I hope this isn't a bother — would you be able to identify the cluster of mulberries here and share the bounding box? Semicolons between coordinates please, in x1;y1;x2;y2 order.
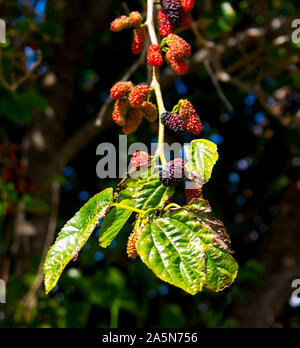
185;182;203;204
161;99;202;135
160;158;185;187
147;34;191;74
158;0;195;37
127;230;139;259
110;82;158;134
111;12;146;55
178;99;203;135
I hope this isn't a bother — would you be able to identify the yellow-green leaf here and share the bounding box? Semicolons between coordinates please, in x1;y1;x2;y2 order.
185;139;219;184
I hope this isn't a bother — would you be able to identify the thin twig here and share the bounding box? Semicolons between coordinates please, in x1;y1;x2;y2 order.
0;50;42;92
22;182;60;319
146;0;167;166
203;59;234;112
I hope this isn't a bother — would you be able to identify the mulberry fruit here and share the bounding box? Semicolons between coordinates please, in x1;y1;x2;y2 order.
178;100;203;134
157;10;174;37
131;151;150;169
129;85;150;108
185;183;203;204
181;0;195;11
111;81;133;100
186;115;203;135
122;108;144;135
165;50;188;75
112;99;128;126
132;27;146;55
129;11;143;27
147;44;164;68
161;112;186;135
181;10;191;28
142;101;158;122
127;230;139;259
166;34;191;58
110;16;131;32
179;99;197;119
161;0;183;27
160;158;185;186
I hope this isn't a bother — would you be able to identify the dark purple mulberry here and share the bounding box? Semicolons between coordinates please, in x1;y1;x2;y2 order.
161;0;183;27
161;112;186;135
160;158;185;186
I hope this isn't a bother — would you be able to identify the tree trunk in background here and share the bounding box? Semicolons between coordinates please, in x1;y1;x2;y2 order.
232;173;300;328
11;0;113;275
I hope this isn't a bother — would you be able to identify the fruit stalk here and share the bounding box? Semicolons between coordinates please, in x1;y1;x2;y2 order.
145;0;167;166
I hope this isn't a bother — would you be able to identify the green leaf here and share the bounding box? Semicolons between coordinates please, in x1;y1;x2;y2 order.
204;246;239;292
99;199;134;248
118;171;175;211
99;168;174;249
44;188;113;294
137;202;238;295
185;139;219;184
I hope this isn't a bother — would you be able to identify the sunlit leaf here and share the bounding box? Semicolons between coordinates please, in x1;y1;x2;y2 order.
137;201;238;295
185;139;219;184
44;188;113;294
99;199;134;248
118;170;175;211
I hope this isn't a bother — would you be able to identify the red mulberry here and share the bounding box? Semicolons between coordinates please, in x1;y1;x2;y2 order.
142;101;158;122
111;81;133;100
181;0;195;11
165;50;188;75
178;100;203;134
110;16;131;32
167;34;191;58
161;112;186;135
157;10;174;37
185;183;203;204
161;0;183;27
131;151;150;169
160;158;185;186
186;115;203;135
129;85;150;108
181;10;191;28
112;99;128;126
131;27;146;55
147;44;164;68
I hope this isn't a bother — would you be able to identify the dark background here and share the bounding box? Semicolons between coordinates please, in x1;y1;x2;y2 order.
0;0;300;328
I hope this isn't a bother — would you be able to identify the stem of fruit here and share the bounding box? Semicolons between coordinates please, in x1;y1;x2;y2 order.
113;203;144;215
146;0;167;167
164;203;181;211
